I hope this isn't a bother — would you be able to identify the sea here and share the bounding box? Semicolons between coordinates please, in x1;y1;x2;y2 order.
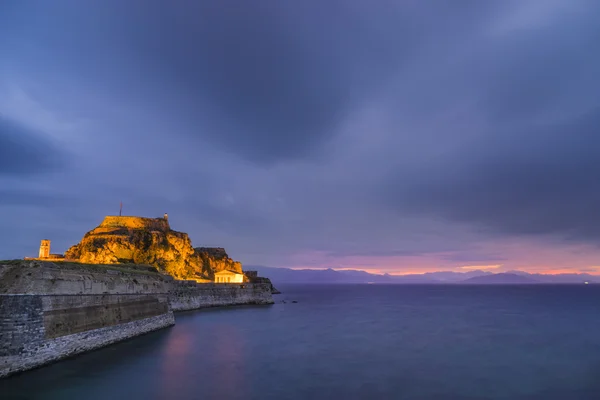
3;284;600;400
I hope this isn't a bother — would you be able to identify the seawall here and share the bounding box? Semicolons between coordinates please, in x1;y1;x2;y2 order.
0;261;175;378
0;260;275;378
0;294;174;378
170;281;275;311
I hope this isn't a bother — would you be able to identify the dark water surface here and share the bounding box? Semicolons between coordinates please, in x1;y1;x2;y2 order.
4;284;600;399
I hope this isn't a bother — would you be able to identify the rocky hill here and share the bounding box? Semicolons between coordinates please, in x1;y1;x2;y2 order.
64;216;242;281
194;247;242;278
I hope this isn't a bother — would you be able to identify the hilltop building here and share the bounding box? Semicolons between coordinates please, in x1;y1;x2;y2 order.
214;269;244;283
39;240;50;258
24;240;65;261
31;213;261;284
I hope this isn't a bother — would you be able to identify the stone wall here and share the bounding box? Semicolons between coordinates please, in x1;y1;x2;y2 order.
0;261;173;295
98;216;170;232
169;281;274;311
0;294;174;378
42;294;170;338
0;260;274;378
0;261;175;378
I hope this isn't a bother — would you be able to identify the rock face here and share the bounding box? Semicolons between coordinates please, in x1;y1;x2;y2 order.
195;247;242;280
65;216;242;281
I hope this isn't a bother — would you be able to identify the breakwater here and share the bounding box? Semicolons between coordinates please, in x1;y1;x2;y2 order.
0;261;274;378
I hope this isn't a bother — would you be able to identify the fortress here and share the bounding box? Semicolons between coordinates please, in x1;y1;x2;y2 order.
29;214;254;284
27;215;173;262
96;214;171;232
2;213;277;378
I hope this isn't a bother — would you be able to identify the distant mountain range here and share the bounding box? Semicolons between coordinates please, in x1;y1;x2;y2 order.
461;273;539;284
248;266;597;285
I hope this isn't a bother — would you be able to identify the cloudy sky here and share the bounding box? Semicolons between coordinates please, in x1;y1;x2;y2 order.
1;1;600;274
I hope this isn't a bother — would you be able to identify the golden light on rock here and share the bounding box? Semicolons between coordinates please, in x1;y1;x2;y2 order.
63;215;244;283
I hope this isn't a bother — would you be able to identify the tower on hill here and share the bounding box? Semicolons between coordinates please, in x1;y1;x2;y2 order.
39;240;50;259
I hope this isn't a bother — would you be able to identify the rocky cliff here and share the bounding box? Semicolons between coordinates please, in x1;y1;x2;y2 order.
194;247;242;280
64;216;242;281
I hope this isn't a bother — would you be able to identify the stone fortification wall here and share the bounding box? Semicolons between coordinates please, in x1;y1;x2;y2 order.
0;295;173;378
0;261;175;378
0;260;274;378
0;261;173;295
98;216;170;232
169;281;274;311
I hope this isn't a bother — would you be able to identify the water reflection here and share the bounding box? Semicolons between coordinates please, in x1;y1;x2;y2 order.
157;312;248;399
210;324;246;399
158;327;196;398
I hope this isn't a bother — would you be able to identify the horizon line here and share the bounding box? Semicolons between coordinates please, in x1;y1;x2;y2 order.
254;266;600;277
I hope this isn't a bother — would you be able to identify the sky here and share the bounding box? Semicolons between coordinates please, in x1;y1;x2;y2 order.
1;1;600;274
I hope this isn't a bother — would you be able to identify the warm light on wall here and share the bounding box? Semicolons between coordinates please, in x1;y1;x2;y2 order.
214;271;244;283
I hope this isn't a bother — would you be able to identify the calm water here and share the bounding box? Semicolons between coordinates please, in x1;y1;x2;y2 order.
4;284;600;400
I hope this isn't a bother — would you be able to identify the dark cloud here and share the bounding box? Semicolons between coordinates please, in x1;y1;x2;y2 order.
0;117;64;175
471;6;600;125
144;1;500;164
0;188;75;207
391;108;600;239
1;0;508;165
380;2;600;243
